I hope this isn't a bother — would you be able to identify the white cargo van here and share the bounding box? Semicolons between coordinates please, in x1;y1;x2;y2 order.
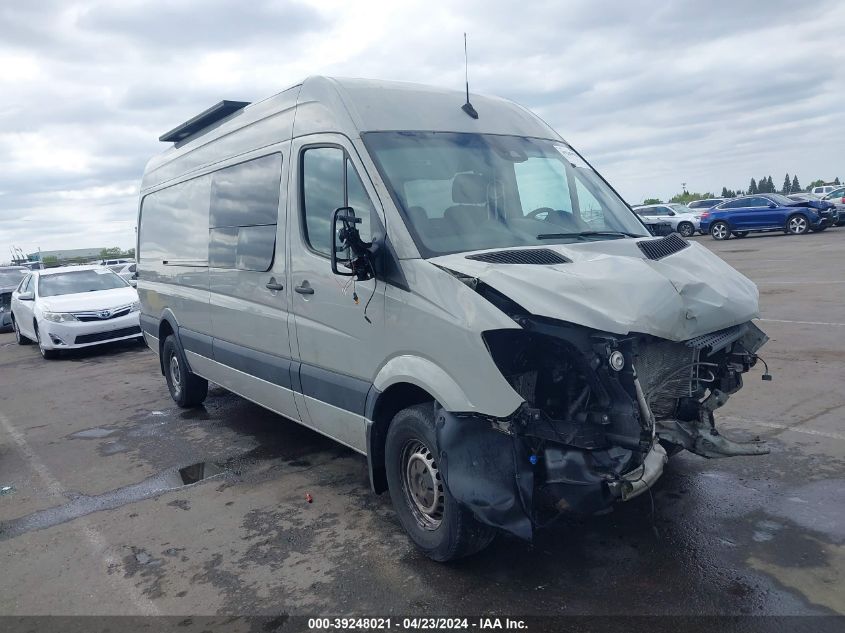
137;77;769;561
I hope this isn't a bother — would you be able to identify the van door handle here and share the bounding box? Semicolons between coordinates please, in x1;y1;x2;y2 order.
265;279;284;291
294;282;314;295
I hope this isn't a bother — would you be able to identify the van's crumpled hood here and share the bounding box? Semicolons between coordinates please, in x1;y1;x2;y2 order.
429;239;759;341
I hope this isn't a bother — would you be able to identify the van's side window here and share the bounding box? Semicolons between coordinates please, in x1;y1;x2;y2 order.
208;154;282;271
302;147;373;257
140;175;211;264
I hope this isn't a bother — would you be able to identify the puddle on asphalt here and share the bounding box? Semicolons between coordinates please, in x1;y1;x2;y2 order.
178;461;226;485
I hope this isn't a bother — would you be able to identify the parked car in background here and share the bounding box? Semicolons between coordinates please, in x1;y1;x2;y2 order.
109;262;137;286
810;185;837;198
632;203;700;237
821;187;845;226
0;266;28;330
687;198;727;211
700;194;835;240
10;266;142;359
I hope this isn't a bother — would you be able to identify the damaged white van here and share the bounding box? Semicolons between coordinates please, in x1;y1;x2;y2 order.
137;77;769;561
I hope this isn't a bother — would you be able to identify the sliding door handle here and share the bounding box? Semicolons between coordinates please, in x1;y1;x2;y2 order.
265;280;284;291
294;282;314;295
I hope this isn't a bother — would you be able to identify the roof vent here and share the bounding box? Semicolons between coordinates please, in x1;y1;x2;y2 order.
159;100;250;143
466;249;570;265
637;233;690;260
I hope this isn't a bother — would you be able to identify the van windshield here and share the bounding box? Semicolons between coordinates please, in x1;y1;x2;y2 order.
362;132;649;257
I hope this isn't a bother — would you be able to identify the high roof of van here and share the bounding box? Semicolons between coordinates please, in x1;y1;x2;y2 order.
141;76;563;192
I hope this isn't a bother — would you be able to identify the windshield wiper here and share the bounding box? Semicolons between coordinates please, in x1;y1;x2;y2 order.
536;230;641;240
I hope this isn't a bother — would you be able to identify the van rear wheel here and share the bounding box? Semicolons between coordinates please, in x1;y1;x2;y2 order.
162;335;208;407
385;403;495;561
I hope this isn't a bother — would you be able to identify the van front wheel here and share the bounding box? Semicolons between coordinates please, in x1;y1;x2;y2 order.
162;335;208;407
385;403;495;561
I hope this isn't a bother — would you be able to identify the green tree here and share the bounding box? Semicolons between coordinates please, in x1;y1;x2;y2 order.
782;173;791;194
125;248;136;258
807;179;825;191
99;247;122;259
835;177;841;185
669;191;715;204
721;187;730;197
749;178;758;194
766;176;775;193
792;175;801;193
642;198;662;205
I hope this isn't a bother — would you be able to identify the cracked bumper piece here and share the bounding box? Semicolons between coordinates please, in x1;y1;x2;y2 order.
434;408;668;541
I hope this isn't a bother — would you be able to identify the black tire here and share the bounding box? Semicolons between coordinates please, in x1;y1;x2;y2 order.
732;231;749;238
385;403;495;561
786;213;809;235
676;221;695;237
162;334;208;407
34;324;58;359
12;315;31;345
710;221;730;240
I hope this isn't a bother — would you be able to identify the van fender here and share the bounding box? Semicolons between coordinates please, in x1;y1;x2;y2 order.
155;309;181;374
371;355;474;413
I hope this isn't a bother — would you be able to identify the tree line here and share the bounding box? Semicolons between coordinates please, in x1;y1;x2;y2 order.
644;174;841;205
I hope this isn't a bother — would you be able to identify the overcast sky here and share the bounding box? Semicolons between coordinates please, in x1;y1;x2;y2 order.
2;0;844;261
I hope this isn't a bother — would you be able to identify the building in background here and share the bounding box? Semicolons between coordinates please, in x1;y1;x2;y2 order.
26;247;106;266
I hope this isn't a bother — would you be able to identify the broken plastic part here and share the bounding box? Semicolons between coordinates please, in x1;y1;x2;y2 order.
655;419;769;458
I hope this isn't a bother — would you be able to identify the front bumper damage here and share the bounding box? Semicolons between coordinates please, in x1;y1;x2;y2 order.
433;309;770;541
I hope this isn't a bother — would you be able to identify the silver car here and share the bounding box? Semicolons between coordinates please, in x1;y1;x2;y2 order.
632;203;701;236
822;187;845;226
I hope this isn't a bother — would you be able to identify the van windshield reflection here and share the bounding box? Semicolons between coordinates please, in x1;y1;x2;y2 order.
362;131;648;258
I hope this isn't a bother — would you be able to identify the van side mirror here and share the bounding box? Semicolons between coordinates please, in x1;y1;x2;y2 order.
331;206;374;281
18;291;34;301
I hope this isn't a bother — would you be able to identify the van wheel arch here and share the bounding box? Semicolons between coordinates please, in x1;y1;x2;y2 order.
157;317;178;375
366;383;434;494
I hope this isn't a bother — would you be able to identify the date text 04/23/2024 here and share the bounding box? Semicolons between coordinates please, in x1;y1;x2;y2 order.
307;617;528;630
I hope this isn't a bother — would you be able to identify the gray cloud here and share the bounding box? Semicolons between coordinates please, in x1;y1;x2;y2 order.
1;0;844;260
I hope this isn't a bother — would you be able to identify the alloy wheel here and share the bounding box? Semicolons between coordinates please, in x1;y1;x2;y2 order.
711;223;729;240
788;216;808;234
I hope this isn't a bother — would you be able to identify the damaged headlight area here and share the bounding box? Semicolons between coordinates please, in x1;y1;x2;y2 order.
435;317;769;541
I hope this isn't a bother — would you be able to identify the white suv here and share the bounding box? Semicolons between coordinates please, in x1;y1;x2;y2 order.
811;185;837;198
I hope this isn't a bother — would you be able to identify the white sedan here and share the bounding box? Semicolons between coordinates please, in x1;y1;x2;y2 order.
108;262;137;286
10;265;142;359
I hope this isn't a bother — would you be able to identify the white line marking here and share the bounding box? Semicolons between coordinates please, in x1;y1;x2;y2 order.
758;318;845;327
0;410;160;615
757;280;845;284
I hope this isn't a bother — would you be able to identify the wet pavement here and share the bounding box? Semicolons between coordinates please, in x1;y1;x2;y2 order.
0;229;843;618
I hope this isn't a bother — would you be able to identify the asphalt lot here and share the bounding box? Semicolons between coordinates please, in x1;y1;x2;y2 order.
1;229;844;619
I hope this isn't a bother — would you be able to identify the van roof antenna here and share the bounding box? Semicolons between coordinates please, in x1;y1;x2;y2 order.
461;33;478;119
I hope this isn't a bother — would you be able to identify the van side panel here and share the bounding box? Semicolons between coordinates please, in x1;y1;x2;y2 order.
137;175;211;339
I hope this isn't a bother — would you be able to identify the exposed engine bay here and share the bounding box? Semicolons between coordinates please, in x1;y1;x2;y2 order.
433;274;770;540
